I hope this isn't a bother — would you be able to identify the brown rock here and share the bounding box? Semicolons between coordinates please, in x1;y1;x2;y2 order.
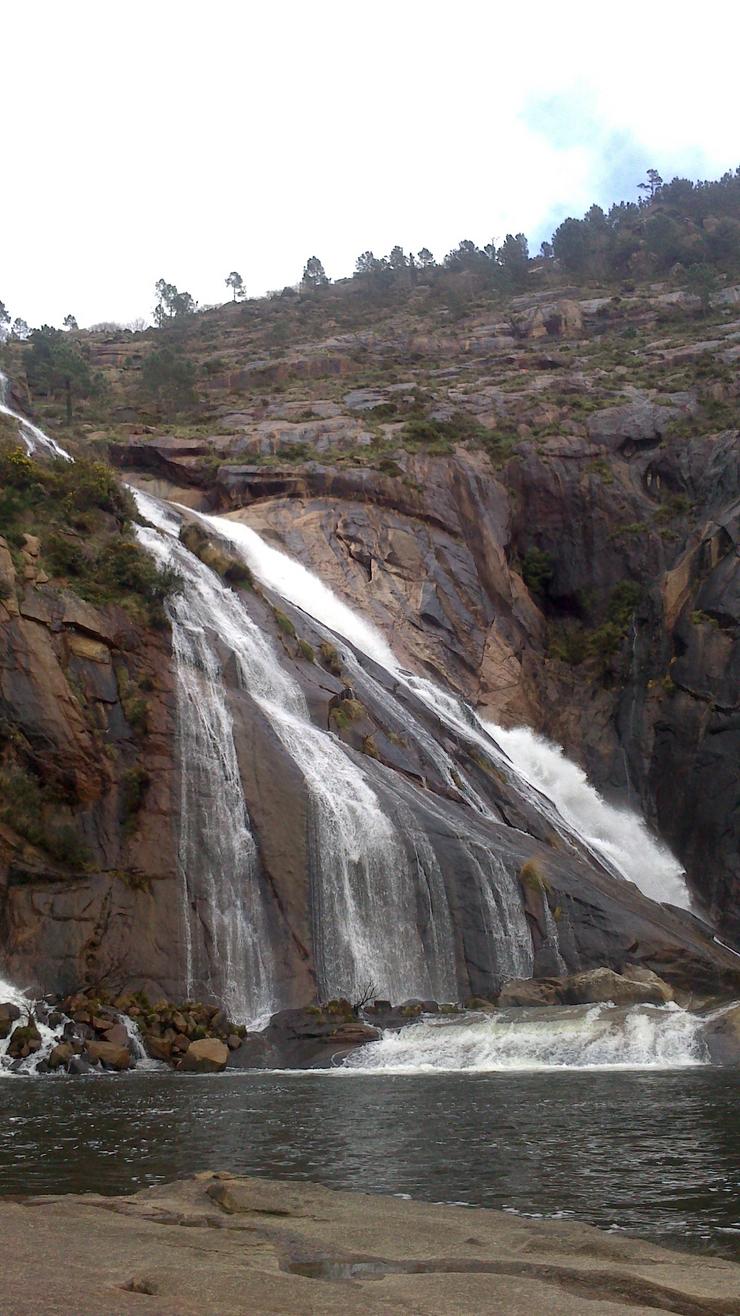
703;1004;740;1065
48;1042;74;1071
562;968;669;1007
498;978;563;1007
85;1040;132;1070
7;1024;42;1059
181;1038;228;1073
143;1034;173;1062
620;966;674;1004
99;1022;129;1047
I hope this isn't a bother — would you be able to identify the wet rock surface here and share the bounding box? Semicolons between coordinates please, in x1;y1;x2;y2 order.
1;280;738;1015
0;1171;737;1315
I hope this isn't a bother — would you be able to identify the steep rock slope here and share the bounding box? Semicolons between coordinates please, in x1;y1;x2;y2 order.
0;278;738;1009
98;284;739;941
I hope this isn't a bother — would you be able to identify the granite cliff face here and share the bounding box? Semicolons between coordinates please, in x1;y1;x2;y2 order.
105;281;739;944
0;276;738;1010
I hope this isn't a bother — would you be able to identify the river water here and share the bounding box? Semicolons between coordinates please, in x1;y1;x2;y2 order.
0;1068;736;1258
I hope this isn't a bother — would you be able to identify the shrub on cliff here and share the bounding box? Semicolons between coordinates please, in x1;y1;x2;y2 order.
140;346;198;416
0;440;180;623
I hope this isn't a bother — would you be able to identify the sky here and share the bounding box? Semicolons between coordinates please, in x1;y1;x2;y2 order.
2;0;738;329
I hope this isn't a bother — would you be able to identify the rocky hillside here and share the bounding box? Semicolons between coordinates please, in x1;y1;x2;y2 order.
0;262;738;1003
87;277;740;935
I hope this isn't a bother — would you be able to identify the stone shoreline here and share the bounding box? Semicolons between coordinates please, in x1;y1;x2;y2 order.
1;1171;738;1314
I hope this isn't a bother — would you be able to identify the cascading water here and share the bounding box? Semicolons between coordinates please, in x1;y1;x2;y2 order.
136;493;452;1008
136;504;279;1026
342;1003;710;1072
208;512;692;912
0;370;71;460
489;726;691;909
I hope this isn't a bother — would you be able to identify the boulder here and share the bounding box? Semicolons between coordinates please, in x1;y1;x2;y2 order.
48;1042;75;1071
703;1005;740;1065
6;1023;42;1059
143;1034;173;1062
181;1038;228;1073
620;966;674;1004
99;1022;130;1048
586;401;681;452
84;1040;132;1071
562;968;670;1007
498;978;563;1007
68;1055;96;1075
0;1003;22;1040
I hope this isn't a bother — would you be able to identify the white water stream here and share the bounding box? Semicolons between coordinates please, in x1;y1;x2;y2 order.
0;370;71;460
209;513;691;911
342;1004;709;1072
136;493;453;1011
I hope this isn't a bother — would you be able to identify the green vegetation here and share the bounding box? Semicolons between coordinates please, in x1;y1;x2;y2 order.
521;547;554;597
24;325;96;423
519;858;551;893
548;580;643;669
140;346;198;416
402;410;487;449
273;607;296;637
153;279;197;325
0;442;180;624
329;698;365;732
121;766;150;827
551;169;740;283
319;640;342;676
298;638;315;662
0;764;90;867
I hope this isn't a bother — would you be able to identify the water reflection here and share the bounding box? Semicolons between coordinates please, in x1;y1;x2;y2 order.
0;1069;736;1257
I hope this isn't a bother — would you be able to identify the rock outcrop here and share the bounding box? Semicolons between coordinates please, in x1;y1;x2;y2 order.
1;1172;737;1315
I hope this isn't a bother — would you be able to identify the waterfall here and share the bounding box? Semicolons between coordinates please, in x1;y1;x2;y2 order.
489;726;691;910
0;370;71;460
135;493;446;1008
341;1003;709;1072
207;512;691;912
136;509;279;1026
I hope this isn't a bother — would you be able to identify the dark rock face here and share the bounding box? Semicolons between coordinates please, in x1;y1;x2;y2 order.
0;547;183;1000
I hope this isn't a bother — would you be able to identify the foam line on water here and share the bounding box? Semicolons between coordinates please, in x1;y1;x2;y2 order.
341;1004;709;1072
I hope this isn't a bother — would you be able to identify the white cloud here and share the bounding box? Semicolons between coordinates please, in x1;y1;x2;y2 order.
2;0;737;326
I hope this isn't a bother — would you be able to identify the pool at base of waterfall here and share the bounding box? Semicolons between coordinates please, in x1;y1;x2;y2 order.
1;1068;737;1258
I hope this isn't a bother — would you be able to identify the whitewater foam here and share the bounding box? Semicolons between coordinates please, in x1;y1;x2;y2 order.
342;1004;709;1073
489;726;690;909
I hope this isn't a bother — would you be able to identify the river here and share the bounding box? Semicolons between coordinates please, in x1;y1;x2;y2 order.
1;1068;737;1258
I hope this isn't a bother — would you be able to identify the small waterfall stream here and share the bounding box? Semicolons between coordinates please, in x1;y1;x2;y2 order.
0;371;71;460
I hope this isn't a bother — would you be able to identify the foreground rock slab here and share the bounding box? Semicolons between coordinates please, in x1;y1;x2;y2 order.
1;1172;738;1315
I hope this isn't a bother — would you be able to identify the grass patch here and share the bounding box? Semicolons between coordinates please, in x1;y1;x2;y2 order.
0;764;90;867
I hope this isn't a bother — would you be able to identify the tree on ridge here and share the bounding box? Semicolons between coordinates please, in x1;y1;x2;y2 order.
225;271;245;301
